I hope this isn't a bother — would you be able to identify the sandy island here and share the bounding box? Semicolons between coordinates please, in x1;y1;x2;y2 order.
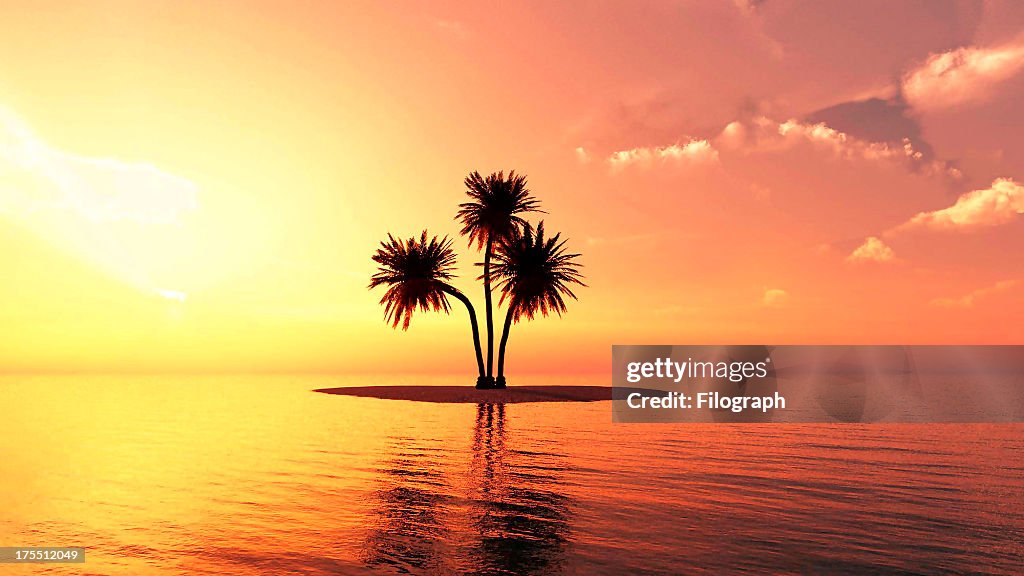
313;385;642;404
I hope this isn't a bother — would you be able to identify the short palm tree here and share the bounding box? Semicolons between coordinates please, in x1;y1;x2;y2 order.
370;231;486;384
455;170;542;387
491;221;585;387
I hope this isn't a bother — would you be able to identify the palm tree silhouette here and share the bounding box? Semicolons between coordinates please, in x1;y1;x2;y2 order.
491;221;585;387
369;231;486;384
455;171;542;388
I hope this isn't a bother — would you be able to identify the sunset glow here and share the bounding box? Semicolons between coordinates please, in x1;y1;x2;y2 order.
2;1;1023;374
3;5;1024;576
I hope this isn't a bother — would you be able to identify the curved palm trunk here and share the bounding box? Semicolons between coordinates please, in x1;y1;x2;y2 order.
483;236;495;384
495;306;514;388
443;286;486;383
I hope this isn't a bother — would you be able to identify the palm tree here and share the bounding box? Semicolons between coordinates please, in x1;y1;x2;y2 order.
491;221;585;387
370;231;487;386
455;171;542;388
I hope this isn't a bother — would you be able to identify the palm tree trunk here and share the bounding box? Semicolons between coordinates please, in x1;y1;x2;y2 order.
495;306;514;388
443;287;486;381
483;235;495;383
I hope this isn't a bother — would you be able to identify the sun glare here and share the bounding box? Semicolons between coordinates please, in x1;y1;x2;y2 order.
1;102;201;300
1;104;198;224
156;288;188;303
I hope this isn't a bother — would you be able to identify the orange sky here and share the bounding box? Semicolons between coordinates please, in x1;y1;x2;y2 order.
1;1;1023;374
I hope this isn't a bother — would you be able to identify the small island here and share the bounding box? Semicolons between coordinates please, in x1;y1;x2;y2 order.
313;385;615;404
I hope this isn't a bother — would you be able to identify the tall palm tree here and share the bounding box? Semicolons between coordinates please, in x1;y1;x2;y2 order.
370;231;486;386
491;221;585;388
455;171;542;387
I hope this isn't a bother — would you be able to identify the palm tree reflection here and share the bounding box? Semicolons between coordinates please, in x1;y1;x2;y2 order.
470;403;572;575
362;406;573;574
362;439;453;573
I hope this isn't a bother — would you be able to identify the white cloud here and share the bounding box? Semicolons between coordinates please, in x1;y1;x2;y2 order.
716;117;960;179
846;236;895;263
931;280;1020;308
903;40;1024;111
608;139;718;170
897;178;1024;232
605;117;961;182
575;146;591;164
156;288;188;303
0;105;198;224
762;288;788;307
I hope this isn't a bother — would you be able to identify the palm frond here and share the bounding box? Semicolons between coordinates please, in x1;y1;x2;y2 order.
490;221;586;322
455;170;543;250
369;230;459;329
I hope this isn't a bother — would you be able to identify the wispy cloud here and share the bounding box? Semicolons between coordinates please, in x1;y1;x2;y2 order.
931;279;1020;308
762;288;788;307
574;146;592;164
902;39;1024;111
0;105;198;224
156;288;188;303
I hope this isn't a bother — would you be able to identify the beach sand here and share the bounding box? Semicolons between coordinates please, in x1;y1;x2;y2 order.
313;385;617;403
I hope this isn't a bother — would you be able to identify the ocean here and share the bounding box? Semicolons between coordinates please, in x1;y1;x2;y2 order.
1;375;1022;574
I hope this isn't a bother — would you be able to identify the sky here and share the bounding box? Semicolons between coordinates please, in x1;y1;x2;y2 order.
1;0;1023;374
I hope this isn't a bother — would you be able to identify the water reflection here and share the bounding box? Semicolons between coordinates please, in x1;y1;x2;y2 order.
362;439;453;573
3;378;1023;574
470;403;572;575
362;403;573;575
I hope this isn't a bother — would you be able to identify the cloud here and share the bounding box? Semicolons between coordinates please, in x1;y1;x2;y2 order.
575;146;591;164
777;120;947;171
608;139;717;170
804;97;936;160
603;116;961;182
0;105;198;224
762;288;788;307
716;117;961;180
846;236;895;263
156;288;188;303
897;178;1024;232
902;40;1024;111
931;279;1020;308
